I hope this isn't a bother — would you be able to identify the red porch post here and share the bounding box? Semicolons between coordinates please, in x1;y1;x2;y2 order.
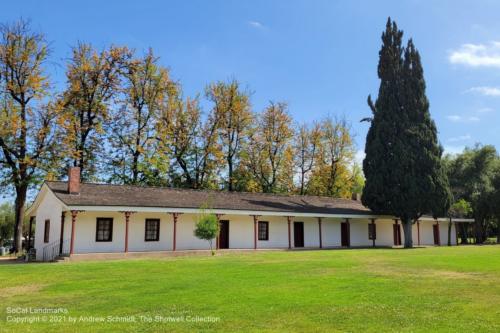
317;217;323;249
215;214;224;250
171;213;182;251
287;216;293;249
122;211;134;253
252;215;260;250
393;219;402;246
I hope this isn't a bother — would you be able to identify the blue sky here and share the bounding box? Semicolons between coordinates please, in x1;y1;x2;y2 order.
1;0;500;202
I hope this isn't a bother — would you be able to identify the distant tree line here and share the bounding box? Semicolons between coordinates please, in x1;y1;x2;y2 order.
0;19;361;252
444;145;500;243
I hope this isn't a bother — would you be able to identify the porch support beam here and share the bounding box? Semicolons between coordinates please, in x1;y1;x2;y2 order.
317;217;323;249
251;215;260;250
121;211;135;253
171;212;182;251
287;216;294;249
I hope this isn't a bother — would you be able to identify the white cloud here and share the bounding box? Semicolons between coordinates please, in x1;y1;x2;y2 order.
449;41;500;67
447;115;462;122
446;115;480;123
248;21;265;29
477;107;494;113
447;134;471;143
467;86;500;96
354;150;365;165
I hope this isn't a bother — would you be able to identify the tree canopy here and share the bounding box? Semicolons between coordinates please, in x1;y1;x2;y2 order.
362;18;451;247
444;145;500;243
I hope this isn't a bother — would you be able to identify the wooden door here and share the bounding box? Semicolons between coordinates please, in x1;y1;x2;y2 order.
433;224;440;245
219;220;229;249
393;224;401;246
293;222;304;247
341;222;350;247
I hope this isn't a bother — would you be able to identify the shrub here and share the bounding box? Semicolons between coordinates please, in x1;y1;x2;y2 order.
194;213;219;255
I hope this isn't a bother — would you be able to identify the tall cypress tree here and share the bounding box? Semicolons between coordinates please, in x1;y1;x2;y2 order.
363;18;451;248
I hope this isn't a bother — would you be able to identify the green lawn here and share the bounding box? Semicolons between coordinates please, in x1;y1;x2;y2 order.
1;246;499;332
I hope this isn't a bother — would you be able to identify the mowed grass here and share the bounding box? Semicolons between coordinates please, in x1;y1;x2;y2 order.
1;246;500;332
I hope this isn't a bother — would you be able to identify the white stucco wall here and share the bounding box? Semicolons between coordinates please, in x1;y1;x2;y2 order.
64;213;462;254
33;195;459;258
34;190;64;260
322;219;341;247
257;216;289;248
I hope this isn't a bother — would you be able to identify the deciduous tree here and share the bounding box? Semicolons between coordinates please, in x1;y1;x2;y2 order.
308;117;355;197
206;80;252;191
445;145;499;243
294;122;321;195
107;49;170;185
58;42;130;181
159;86;222;189
244;102;294;193
0;20;56;252
447;199;472;246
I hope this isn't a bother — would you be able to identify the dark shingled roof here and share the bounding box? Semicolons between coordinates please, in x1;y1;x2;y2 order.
46;181;373;216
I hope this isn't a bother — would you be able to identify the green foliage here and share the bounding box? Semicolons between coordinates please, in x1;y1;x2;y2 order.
194;214;219;241
444;144;500;242
449;199;472;218
0;19;56;252
206;79;253;191
106;48;171;186
0;202;14;247
194;206;219;254
362;18;451;247
350;164;365;194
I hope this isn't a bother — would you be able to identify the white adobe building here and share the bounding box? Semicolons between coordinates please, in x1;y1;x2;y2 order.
26;168;473;261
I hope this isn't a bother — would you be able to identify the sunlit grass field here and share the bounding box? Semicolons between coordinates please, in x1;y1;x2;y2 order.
1;246;499;332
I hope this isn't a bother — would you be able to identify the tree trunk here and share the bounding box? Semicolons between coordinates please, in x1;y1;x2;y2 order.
299;171;306;195
474;219;484;244
13;185;28;253
401;217;413;248
227;158;233;191
447;218;452;246
460;223;468;244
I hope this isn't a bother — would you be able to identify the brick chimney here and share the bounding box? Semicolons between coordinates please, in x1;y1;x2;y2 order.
68;167;81;195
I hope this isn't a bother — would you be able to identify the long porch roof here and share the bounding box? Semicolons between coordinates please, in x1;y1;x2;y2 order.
46;181;372;216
